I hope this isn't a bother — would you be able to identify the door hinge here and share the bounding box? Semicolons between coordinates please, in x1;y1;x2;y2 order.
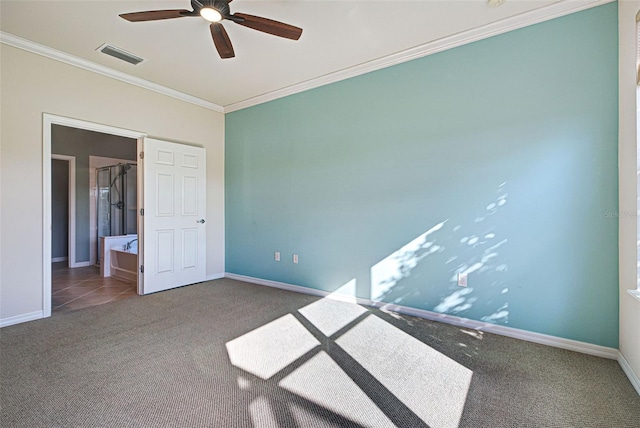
139;151;144;159
140;265;144;273
140;208;144;216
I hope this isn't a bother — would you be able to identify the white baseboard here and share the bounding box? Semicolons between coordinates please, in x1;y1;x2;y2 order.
0;310;44;328
226;273;331;298
205;273;225;281
618;352;640;395
224;273;619;360
382;304;619;360
50;260;92;268
70;261;92;268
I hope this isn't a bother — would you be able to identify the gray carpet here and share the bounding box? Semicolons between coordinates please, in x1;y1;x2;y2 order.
1;278;638;427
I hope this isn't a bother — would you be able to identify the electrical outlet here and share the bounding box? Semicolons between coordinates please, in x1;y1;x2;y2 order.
457;273;468;287
274;252;280;262
293;254;299;264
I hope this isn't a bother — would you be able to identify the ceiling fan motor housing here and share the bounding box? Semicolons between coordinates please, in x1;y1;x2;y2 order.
192;0;231;17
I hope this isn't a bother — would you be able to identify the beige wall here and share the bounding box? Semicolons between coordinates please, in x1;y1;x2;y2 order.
0;44;225;321
619;0;640;387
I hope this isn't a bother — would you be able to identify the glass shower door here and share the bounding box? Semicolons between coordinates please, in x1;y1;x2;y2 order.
124;164;137;235
96;167;111;264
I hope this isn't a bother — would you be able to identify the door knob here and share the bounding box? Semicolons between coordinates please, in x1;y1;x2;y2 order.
197;219;206;224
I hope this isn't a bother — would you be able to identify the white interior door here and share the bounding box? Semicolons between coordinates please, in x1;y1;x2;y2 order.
141;138;206;294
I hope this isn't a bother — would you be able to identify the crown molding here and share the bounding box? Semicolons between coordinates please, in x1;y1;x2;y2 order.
223;0;614;113
0;0;614;115
0;32;224;113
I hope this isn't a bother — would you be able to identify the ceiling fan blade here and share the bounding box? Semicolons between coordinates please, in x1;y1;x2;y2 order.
119;10;191;22
232;13;302;40
210;23;235;59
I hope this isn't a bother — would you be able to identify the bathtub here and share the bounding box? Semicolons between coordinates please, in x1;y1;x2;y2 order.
110;248;138;283
100;234;137;279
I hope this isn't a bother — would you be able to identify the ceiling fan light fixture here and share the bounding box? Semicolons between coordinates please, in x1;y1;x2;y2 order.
200;7;222;22
119;1;303;59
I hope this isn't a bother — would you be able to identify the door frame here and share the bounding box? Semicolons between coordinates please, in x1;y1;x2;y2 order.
43;113;146;318
50;154;76;267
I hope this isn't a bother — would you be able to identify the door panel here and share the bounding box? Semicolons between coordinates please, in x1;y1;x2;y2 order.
182;229;198;269
182;176;198;215
141;138;206;294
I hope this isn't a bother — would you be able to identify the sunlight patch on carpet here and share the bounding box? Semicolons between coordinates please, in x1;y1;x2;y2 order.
226;314;319;379
298;297;367;337
279;351;394;427
336;315;472;428
249;396;279;427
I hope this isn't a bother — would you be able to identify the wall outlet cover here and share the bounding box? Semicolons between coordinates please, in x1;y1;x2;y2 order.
458;273;468;287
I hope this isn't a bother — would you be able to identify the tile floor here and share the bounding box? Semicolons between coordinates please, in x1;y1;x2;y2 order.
52;262;138;313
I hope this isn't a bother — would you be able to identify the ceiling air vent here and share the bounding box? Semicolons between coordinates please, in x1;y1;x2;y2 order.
97;43;144;65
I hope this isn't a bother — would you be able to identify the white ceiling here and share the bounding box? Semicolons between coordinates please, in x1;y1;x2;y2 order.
0;0;608;111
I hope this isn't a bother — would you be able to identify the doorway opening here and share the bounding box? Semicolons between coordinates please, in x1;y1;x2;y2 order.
44;114;146;317
51;154;76;267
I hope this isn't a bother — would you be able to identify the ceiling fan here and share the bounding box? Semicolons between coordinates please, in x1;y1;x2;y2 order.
119;0;303;59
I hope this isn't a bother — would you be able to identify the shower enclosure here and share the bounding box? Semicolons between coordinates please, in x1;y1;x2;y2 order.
96;163;137;264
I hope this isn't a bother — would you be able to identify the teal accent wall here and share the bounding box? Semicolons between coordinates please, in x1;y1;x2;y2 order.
225;4;619;347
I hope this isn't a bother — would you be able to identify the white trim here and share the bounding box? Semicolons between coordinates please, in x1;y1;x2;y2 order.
375;302;618;360
226;273;330;298
136;138;144;296
45;114;147;140
44;114;147;320
225;0;614;113
618;0;640;400
0;32;224;113
225;273;619;360
0;2;613;115
43;122;52;318
51;154;76;267
618;352;640;395
627;289;640;302
73;261;93;268
205;273;225;281
51;257;68;263
0;311;44;328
